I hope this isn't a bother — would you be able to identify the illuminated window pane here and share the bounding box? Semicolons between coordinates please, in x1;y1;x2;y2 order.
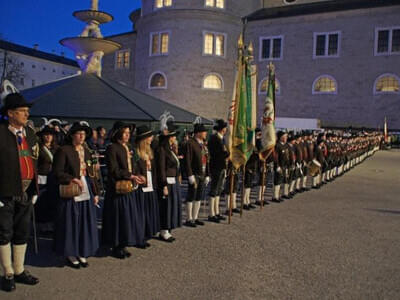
155;0;163;8
161;33;169;54
203;74;222;90
150;73;166;88
205;0;215;7
152;34;159;55
215;35;224;56
260;78;280;95
216;0;224;8
164;0;172;6
376;75;400;93
314;77;337;93
204;34;214;55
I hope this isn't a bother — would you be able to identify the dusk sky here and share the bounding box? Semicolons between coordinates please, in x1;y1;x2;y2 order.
0;0;142;59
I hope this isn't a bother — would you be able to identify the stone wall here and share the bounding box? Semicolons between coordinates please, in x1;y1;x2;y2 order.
247;6;400;129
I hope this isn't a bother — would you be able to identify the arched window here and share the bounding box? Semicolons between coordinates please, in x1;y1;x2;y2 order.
202;73;223;91
258;77;281;95
312;75;337;94
374;73;400;94
149;72;167;89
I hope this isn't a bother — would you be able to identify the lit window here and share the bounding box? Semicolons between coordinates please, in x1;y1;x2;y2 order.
312;76;337;94
260;36;283;60
115;50;131;69
203;73;223;90
203;32;226;57
150;32;169;56
375;27;400;55
374;74;400;94
149;72;167;89
259;77;281;95
155;0;172;9
313;31;341;58
205;0;224;8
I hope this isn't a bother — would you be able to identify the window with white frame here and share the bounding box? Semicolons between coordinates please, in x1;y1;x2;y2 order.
203;32;226;57
374;74;400;94
205;0;224;9
150;32;169;56
259;36;283;61
312;75;337;94
154;0;172;9
258;77;281;95
375;27;400;56
149;72;167;89
203;73;223;90
115;50;131;69
313;31;341;58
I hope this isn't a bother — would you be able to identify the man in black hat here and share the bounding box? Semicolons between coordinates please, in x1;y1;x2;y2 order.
272;131;289;202
184;123;210;227
207;119;229;223
0;93;39;292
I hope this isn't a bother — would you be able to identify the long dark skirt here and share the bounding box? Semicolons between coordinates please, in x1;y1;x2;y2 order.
159;182;182;231
35;174;58;223
102;190;145;247
138;190;160;240
54;181;99;258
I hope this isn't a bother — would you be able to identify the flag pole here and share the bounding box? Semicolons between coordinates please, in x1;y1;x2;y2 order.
240;165;245;218
228;167;234;224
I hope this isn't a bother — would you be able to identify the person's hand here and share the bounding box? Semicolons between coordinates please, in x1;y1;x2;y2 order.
276;167;282;173
204;176;210;186
188;175;196;185
32;195;38;205
72;178;83;189
131;175;146;185
163;186;169;197
94;196;99;205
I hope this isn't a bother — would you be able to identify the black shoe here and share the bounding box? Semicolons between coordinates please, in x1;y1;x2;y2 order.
123;248;132;258
77;258;89;268
208;216;220;223
216;214;226;221
194;219;205;226
14;271;39;285
248;204;256;209
159;235;175;243
281;195;290;200
312;186;319;189
263;200;270;205
184;220;197;228
255;200;262;206
1;275;16;292
66;258;80;269
290;192;295;198
232;208;241;214
271;198;281;203
112;247;126;259
243;204;250;210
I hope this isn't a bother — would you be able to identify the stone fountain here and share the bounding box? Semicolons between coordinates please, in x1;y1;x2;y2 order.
60;0;121;77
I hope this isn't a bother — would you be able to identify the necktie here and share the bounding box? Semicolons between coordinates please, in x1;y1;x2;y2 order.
16;130;23;145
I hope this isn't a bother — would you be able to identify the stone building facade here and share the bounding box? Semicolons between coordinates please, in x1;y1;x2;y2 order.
102;0;400;129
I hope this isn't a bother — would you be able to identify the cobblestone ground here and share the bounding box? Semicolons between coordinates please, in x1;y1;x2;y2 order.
4;150;400;300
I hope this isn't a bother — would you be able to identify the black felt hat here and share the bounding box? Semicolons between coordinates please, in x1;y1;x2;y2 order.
0;93;32;116
213;119;228;131
135;125;154;142
194;123;207;133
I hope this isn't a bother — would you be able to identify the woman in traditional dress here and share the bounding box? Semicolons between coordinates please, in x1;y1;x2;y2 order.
156;123;182;242
53;122;99;269
35;126;58;233
102;122;146;258
134;125;160;246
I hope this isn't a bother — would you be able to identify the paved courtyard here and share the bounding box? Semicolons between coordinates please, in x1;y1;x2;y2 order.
5;150;400;300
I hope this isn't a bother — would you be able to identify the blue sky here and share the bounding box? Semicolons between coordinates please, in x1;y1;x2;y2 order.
0;0;141;59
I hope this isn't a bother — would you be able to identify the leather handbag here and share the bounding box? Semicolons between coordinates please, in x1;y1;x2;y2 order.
59;182;82;198
115;180;134;194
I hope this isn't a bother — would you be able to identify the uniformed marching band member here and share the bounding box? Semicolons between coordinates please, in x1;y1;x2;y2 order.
254;128;270;206
272;131;289;202
102;122;146;259
0;93;40;292
287;133;298;198
134;125;160;246
315;133;328;188
294;134;304;193
207;119;229;223
184;123;210;227
53;122;100;269
156;122;182;241
243;149;258;210
224;161;241;215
